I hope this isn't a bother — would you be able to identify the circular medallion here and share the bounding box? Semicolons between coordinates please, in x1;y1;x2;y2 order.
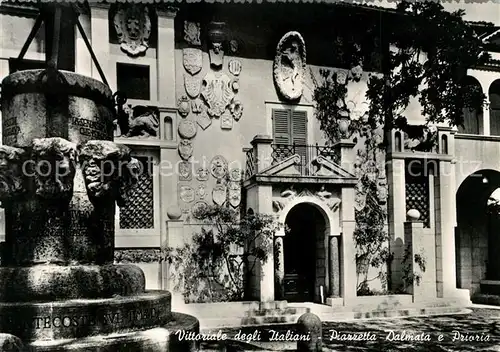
192;201;208;219
178;120;197;139
210;155;228;179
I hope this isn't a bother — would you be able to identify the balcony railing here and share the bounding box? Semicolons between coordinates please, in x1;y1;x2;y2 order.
245;143;340;178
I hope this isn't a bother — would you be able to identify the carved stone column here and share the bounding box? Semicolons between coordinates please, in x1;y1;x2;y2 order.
329;235;341;297
274;235;285;300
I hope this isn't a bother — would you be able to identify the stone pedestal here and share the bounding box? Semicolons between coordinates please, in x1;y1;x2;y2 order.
404;221;437;302
0;69;199;351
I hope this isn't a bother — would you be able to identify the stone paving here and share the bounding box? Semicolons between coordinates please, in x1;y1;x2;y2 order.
200;308;500;351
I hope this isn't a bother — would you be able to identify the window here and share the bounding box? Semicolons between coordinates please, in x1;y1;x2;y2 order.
272;107;308;167
272;108;307;145
116;63;151;100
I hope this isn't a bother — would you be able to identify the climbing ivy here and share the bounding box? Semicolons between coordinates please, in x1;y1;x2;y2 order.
313;1;490;295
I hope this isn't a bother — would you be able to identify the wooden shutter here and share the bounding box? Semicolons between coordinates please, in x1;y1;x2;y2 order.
291;110;307;145
291;110;307;171
272;109;291;144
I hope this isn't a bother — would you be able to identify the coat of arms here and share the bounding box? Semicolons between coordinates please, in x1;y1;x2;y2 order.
192;201;208;219
184;75;201;99
212;182;227;206
210;155;228;179
228;59;242;76
228;181;241;208
196;167;209;181
183;48;203;75
197;112;212;130
184;21;201;46
191;98;204;114
178;139;193;160
178;161;192;181
220;111;233;130
201;72;235;118
113;5;151;57
179;185;195;203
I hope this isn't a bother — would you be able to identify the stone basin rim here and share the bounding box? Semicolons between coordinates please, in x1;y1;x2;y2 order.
0;264;146;302
0;290;171;307
1;69;113;102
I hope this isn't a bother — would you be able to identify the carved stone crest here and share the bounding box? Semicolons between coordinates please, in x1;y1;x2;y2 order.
228;59;242;76
210;155;228;179
178;161;192;181
229;168;242;182
179;185;195;203
178;139;193;160
192;201;208;219
191;98;204;114
196;167;209;181
228;181;241;208
113;5;151;57
212;182;227;206
177;96;190;117
184;74;201;99
273;31;307;101
184;21;201;46
221;111;233;130
197;184;207;199
229;100;243;121
201;71;235;118
196;112;212;130
178;120;197;139
183;48;203;75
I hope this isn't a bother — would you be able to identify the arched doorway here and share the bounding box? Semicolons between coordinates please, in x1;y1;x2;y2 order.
489;79;500;136
458;76;483;135
282;203;328;302
456;169;500;294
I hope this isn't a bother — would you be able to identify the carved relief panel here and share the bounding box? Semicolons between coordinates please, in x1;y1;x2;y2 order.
273;31;307;101
113;4;152;57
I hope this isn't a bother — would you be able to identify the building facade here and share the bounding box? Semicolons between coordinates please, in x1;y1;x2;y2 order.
1;1;500;308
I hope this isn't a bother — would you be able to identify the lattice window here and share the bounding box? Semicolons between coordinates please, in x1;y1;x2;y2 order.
119;156;154;229
405;173;430;228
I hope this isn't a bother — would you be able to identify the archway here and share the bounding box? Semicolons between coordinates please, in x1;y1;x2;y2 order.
456;169;500;294
281;203;328;302
458;76;483;134
489;79;500;136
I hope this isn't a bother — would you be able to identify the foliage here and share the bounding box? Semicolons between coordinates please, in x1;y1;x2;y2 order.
162;205;279;303
114;249;161;263
367;1;489;144
401;249;427;292
313;1;489;295
354;174;392;295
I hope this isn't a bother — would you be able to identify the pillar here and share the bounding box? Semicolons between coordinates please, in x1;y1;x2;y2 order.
387;158;406;290
341;186;357;305
157;7;178;105
329;235;340;297
89;4;112;89
435;158;458;298
165;219;185;309
251;135;274;173
336;140;356;175
483;99;491;136
274;234;284;300
404;219;437;302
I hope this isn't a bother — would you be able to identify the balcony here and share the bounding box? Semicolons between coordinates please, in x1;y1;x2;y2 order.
243;135;355;183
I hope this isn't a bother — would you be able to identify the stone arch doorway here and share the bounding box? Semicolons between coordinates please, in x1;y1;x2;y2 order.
456;169;500;294
277;202;335;303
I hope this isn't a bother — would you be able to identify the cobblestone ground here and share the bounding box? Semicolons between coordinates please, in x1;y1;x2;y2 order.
200;308;500;351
